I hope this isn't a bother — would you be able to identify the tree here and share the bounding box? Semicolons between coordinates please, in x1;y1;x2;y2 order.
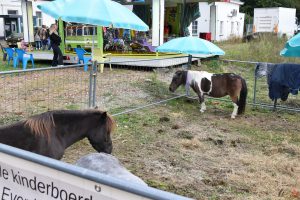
240;0;300;19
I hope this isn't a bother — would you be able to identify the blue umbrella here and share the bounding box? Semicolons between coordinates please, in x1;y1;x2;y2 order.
37;0;149;31
156;37;225;55
280;33;300;57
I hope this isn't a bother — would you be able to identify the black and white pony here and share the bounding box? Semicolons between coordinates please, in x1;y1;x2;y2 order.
169;70;248;118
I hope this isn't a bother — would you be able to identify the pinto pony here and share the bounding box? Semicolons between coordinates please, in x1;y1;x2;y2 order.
169;70;247;118
0;110;115;159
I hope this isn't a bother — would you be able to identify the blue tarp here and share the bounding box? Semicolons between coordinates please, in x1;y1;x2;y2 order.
268;63;300;100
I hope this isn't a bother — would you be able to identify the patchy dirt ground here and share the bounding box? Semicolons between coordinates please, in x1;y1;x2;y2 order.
62;98;300;200
61;65;300;200
1;60;300;199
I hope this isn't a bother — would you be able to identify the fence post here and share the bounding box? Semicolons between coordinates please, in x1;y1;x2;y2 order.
88;62;94;108
253;65;258;107
92;61;98;107
253;76;257;105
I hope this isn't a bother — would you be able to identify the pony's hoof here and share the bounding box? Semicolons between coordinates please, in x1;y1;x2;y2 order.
200;109;205;113
231;115;236;119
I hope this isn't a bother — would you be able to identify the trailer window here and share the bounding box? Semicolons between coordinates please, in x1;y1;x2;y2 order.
76;27;83;36
84;27;95;36
66;27;76;36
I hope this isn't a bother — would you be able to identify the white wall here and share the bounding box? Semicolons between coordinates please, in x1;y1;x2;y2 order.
214;2;244;41
189;1;245;41
237;13;245;37
0;0;22;15
152;0;164;46
197;2;210;33
32;1;55;28
210;4;216;40
0;0;56;38
254;7;296;37
0;0;22;38
188;2;210;37
278;7;297;37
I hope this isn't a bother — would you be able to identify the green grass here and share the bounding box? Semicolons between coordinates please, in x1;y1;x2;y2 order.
114;111;160;145
137;73;171;99
0;51;51;71
65;104;81;110
219;33;300;63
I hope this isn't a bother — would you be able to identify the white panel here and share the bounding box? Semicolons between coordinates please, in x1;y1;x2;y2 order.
152;0;165;46
152;0;159;46
21;0;34;43
159;0;165;46
0;19;4;38
0;153;151;200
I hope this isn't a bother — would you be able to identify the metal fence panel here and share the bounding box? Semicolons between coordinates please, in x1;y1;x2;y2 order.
94;57;189;114
0;64;92;124
222;59;300;112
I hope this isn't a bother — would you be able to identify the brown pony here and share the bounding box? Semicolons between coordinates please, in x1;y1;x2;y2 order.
169;70;247;118
0;109;115;159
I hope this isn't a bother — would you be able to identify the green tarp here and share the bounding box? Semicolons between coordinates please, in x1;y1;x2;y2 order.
180;2;201;36
133;5;151;26
133;2;200;37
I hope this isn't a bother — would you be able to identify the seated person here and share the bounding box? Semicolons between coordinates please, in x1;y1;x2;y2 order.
18;40;33;51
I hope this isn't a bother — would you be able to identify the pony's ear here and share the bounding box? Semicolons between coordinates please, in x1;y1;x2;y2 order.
100;112;108;120
175;70;182;75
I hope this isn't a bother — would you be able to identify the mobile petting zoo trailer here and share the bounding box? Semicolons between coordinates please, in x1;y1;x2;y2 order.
253;7;298;37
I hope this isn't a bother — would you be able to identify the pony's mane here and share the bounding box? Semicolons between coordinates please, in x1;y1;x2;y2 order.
24;111;55;141
72;109;116;134
24;110;115;140
105;112;115;135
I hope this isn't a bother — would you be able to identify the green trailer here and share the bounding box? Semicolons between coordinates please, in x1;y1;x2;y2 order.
65;24;98;50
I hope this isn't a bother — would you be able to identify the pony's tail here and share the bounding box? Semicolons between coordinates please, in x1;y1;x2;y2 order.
238;77;247;115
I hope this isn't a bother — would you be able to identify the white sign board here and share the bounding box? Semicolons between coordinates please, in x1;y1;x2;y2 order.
0;152;150;200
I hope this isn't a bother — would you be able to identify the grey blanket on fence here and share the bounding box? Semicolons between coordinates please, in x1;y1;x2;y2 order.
75;153;147;186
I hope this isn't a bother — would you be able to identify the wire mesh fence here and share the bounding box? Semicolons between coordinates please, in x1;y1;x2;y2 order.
221;59;300;112
253;67;300;112
1;56;299;125
0;64;92;124
94;57;189;114
0;56;191;125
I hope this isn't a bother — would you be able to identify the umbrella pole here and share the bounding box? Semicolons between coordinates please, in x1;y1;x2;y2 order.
188;54;192;69
97;26;104;73
92;27;95;61
58;18;65;54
